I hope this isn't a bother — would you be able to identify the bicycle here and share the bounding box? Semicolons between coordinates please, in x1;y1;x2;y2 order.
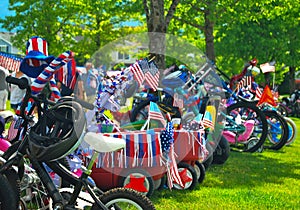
0;65;156;209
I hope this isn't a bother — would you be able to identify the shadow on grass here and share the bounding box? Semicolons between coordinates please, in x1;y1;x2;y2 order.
202;149;300;189
151;145;300;205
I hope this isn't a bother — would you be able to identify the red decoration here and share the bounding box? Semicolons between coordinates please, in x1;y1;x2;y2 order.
257;85;277;107
177;168;193;187
124;174;148;193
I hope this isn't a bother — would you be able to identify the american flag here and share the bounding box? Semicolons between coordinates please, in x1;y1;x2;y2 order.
202;111;214;130
161;121;184;189
0;52;22;72
255;87;263;99
260;62;275;73
144;60;160;91
148;101;166;127
129;60;145;87
237;75;252;90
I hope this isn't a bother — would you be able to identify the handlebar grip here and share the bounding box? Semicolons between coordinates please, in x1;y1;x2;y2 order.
6;76;29;90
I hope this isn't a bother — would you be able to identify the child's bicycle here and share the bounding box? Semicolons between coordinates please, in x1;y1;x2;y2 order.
0;66;156;209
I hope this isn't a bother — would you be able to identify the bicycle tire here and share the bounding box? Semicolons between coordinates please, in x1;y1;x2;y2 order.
130;99;150;122
284;117;297;146
0;173;18;210
264;111;288;150
119;168;155;197
226;101;268;152
277;103;289;117
2;168;20;209
212;135;230;164
194;160;206;184
173;162;198;190
91;187;156;210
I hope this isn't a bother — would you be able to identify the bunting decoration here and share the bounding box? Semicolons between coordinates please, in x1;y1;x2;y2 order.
0;52;22;72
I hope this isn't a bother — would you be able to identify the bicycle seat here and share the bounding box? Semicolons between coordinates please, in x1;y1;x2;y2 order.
83;132;126;153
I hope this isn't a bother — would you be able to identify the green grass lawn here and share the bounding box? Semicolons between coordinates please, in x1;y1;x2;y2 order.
151;117;300;210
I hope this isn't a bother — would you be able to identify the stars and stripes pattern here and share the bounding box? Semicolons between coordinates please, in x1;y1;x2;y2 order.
129;58;160;91
148;101;166;127
144;60;160;91
237;75;252;90
162;121;184;189
202;111;214;130
0;52;22;72
31;51;73;98
129;60;145;87
260;62;275;73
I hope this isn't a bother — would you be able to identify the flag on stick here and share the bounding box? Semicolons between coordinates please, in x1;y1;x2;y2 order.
149;101;166;127
257;85;276;106
129;60;145;87
260;62;275;73
144;61;160;91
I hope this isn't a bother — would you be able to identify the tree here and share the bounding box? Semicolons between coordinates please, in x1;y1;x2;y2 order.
0;0;145;65
215;0;300;92
142;0;180;69
0;0;84;55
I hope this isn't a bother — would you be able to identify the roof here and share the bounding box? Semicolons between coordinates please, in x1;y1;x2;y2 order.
0;32;15;44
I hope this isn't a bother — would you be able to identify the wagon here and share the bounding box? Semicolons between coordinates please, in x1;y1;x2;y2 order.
80;127;207;197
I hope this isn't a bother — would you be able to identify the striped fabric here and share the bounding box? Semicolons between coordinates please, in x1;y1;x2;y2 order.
31;51;73;97
26;36;49;56
237;75;252;90
129;61;145;87
89;129;207;169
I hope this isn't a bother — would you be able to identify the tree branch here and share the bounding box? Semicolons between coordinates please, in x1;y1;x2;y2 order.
165;0;180;27
143;0;150;22
173;15;205;31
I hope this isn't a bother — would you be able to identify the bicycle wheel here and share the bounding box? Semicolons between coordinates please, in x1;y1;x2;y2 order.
130;99;150;122
277;103;289;117
173;162;198;190
212;135;230;164
284;117;297;146
0;173;19;210
226;101;268;152
264;111;288;150
119;168;155;197
194;160;206;184
91;187;156;210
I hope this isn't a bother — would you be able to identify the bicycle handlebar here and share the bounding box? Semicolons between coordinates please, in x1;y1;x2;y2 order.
6;76;30;90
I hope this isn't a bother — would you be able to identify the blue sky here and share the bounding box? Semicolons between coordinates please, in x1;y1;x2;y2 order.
0;0;13;32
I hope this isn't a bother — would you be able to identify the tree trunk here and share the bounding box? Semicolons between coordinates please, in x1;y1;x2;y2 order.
288;66;296;94
204;9;215;62
144;0;180;70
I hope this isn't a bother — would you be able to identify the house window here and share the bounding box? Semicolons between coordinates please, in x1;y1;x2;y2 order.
118;52;130;60
0;45;8;52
